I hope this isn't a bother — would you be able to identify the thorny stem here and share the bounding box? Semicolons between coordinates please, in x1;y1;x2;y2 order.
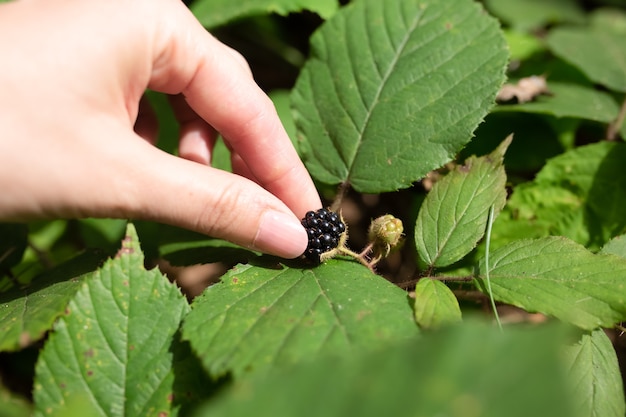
607;96;626;141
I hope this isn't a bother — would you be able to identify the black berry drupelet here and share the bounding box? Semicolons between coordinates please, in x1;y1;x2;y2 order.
301;208;346;263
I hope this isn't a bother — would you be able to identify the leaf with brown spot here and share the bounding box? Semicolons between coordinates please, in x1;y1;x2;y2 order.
32;224;201;417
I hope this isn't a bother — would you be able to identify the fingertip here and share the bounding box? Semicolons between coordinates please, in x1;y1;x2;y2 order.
253;210;308;259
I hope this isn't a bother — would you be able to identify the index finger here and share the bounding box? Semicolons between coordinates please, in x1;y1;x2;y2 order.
149;7;322;217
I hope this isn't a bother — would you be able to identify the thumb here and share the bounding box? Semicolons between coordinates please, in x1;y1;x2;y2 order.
124;138;309;259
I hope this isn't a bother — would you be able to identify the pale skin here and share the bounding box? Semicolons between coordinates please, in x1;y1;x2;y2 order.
0;0;322;258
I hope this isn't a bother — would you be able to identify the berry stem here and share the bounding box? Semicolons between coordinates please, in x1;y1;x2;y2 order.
337;245;376;272
330;181;351;212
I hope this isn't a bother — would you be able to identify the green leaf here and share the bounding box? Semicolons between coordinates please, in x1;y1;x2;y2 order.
32;224;192;417
484;0;585;32
291;0;508;193
413;278;462;329
563;329;626;417
494;82;620;123
193;322;572;417
76;218;127;253
475;237;626;330
590;8;626;34
415;137;509;268
0;381;31;417
503;29;545;61
547;26;626;92
191;0;338;29
182;259;418;378
0;249;107;352
496;141;626;250
600;234;626;257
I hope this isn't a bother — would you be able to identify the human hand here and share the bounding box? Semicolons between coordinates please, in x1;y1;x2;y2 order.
0;0;321;258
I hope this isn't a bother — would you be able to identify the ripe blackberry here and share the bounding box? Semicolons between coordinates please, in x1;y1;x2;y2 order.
301;208;346;263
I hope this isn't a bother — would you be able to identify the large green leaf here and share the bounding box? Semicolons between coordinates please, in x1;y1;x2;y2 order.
547;26;626;92
564;329;625;417
182;259;418;378
193;322;572;417
0;249;107;352
191;0;338;29
484;0;584;31
412;278;461;329
415;137;509;268
291;0;508;193
32;225;194;417
475;237;626;330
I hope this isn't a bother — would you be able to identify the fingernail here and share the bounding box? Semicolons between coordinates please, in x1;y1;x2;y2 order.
254;211;307;258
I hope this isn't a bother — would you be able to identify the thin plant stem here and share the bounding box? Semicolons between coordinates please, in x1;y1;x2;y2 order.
331;181;351;212
337;245;373;270
484;205;503;332
607;96;626;141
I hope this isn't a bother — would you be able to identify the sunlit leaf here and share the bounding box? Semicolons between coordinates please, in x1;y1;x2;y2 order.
476;237;626;330
415;137;509;267
32;225;194;417
292;0;507;193
493;141;626;250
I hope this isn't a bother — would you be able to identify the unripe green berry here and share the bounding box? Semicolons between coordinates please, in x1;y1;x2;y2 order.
368;214;404;259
